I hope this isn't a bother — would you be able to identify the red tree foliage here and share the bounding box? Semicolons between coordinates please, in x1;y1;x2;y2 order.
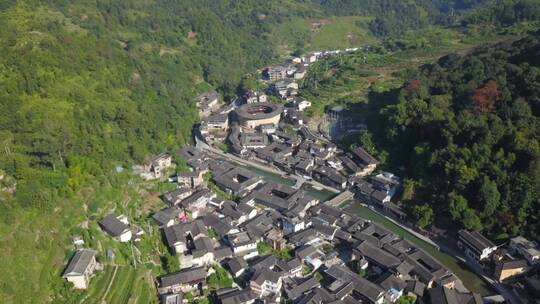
472;80;501;113
405;79;421;93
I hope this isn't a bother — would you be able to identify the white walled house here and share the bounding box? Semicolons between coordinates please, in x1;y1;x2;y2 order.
144;153;173;179
62;249;98;289
458;230;497;262
283;217;305;235
99;213;133;242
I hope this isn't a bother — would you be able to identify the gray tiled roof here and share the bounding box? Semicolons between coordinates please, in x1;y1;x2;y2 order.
99;214;129;237
158;266;207;287
63;249;95;277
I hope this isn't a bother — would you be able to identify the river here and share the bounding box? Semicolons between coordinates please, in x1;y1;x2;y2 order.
344;202;494;296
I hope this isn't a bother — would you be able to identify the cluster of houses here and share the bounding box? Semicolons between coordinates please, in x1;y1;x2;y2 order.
457;229;540;301
60;47;540;304
60;215;146;290
239;131;382;194
145;148;486;304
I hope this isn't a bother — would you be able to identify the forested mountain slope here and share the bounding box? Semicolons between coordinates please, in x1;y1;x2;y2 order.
0;1;318;301
376;35;540;239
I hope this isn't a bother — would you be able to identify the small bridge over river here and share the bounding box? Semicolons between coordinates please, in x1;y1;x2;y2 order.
326;190;354;207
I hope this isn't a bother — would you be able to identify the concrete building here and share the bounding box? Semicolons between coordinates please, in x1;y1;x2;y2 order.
266;65;287;81
99;214;132;242
144;153;173;179
62;249;98;289
509;236;540;265
292;97;311;111
157;267;207;294
196;92;220;117
457;230;497;262
494;259;528;282
203;113;229;131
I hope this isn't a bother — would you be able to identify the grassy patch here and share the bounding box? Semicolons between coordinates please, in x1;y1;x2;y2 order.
105;266;137;303
310;16;377;51
84;266;116;303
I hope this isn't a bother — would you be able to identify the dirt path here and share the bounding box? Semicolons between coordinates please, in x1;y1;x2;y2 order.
101;265;118;303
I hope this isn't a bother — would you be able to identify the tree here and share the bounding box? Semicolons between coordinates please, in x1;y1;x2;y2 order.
207;228;219;240
413;204;434;228
207;266;232;290
477;176;500;218
462;208;483;231
358;269;367;278
357;130;376;156
161;253;180;273
472;80;501;113
448;192;469;221
257;242;272;255
396;295;417;304
401;179;416;201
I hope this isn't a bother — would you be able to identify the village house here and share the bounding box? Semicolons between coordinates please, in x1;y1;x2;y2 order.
152;207;184;227
312;166;347;190
284;108;308;127
283;276;320;302
302;53;317;65
429;285;482;304
266;65;287;81
274;79;299;99
99;213;133;242
163;188;193;206
144;153;173;179
163;219;233;268
203;113;229;131
177;170;204;189
196;92;220;117
225;256;249;278
215;200;257;226
457;229;497;262
226;231;259;255
240;133;269;150
212;167;263;197
160;293;183;304
377;273;407;303
371;172;401;198
156;266;207;294
324;264;385;304
216;288;258;304
293;65;306;80
509;236;540;265
249;256;303;297
350;147;378;176
163;220;207;254
203;213;238;238
179;188;216;218
246;90;268;104
264;228;287;250
176;145;208;170
494;259;528;282
62;249;98;289
292;97;311;111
